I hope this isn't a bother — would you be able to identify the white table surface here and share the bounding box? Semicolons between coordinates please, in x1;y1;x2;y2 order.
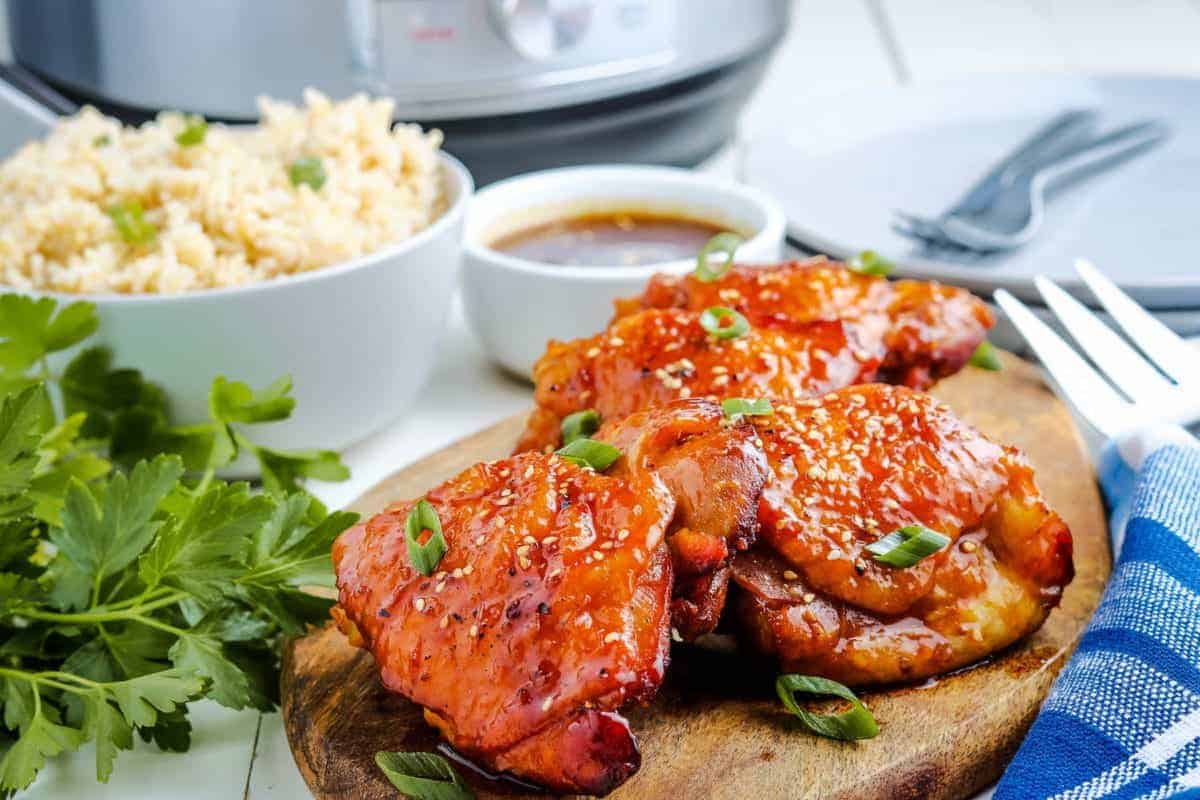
21;1;1200;797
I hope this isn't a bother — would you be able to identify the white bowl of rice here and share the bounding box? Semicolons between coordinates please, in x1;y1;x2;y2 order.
0;90;473;452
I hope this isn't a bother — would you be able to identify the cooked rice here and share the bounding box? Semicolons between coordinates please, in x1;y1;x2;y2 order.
0;89;446;294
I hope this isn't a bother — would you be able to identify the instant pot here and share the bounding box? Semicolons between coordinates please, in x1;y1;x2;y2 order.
3;0;789;183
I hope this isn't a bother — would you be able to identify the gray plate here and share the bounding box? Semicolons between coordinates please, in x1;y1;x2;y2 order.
745;75;1200;310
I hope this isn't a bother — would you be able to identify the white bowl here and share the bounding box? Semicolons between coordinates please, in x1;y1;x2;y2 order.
37;152;473;454
462;165;786;378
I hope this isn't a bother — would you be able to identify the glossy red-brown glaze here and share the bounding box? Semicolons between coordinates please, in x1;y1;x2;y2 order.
332;453;676;795
613;258;995;390
515;307;879;454
731;384;1074;685
597;399;769;640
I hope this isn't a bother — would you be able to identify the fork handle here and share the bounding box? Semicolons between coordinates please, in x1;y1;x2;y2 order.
1036;121;1169;189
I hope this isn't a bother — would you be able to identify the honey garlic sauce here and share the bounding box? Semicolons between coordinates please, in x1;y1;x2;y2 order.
489;211;728;267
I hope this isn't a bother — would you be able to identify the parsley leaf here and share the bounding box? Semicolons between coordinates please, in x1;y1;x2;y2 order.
0;705;85;792
0;291;355;791
48;457;183;601
0;296;97;376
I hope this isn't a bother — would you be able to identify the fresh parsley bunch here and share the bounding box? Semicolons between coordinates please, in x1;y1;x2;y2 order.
0;295;356;795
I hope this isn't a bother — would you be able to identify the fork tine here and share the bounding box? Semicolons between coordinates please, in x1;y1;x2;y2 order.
1074;259;1197;385
1033;276;1175;404
994;289;1134;437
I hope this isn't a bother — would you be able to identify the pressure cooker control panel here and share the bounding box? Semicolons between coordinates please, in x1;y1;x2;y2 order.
375;0;676;96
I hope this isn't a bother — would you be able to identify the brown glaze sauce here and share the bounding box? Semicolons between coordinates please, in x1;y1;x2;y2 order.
490;211;727;267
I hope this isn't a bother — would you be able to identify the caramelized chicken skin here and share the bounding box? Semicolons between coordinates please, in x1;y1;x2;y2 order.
515;306;880;453
614;258;995;389
332;453;677;795
731;384;1074;685
597;399;769;640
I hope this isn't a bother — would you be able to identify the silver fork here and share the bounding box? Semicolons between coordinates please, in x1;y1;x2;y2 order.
993;260;1200;445
896;121;1169;253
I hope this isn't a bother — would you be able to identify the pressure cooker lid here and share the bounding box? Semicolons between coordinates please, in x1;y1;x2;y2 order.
6;0;789;121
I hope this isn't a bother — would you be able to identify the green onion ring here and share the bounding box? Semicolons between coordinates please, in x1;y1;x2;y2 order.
776;674;880;740
556;438;621;472
106;201;157;245
847;249;895;277
175;115;208;147
404;498;448;576
721;398;773;421
865;524;950;568
561;409;601;446
968;341;1003;371
288;155;327;190
700;306;750;339
693;232;744;283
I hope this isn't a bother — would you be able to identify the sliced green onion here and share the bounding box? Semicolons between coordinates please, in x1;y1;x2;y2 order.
866;524;950;568
969;340;1002;371
722;398;773;421
561;409;601;446
404;499;447;577
693;232;743;283
106;201;157;246
288;155;327;190
175;115;208;147
700;306;750;339
556;438;621;472
847;249;895;277
776;674;879;741
375;751;475;800
93;134;111;147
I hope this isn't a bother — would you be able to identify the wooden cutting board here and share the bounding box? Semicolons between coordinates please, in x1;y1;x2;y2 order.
281;353;1109;800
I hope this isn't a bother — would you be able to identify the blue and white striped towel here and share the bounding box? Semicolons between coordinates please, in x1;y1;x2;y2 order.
996;425;1200;800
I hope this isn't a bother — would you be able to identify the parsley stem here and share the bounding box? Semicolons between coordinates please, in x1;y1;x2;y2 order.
12;590;188;624
0;667;86;696
127;614;188;637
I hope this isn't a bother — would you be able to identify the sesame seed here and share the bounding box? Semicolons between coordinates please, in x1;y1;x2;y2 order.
452;568;463;579
462;564;474;575
617;529;630;541
826;549;842;561
548;568;563;579
604;632;621;643
435;581;446;593
586;346;601;358
803;593;816;603
499;468;511;478
475;534;486;546
543;536;558;545
440;616;449;629
541;697;553;712
469;624;479;637
414;598;426;611
961;541;978;553
609;336;625;346
671;627;683;642
782;570;799;581
518;556;532;570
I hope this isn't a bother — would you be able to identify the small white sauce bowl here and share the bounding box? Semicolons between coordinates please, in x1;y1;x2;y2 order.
32;152;473;455
462;165;786;378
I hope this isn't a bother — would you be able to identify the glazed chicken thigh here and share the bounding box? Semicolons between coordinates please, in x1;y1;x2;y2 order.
332;404;766;794
613;258;995;389
731;384;1074;685
333;452;676;795
597;399;768;640
516;306;880;453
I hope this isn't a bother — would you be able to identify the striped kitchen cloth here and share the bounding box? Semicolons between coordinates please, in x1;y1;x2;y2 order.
995;425;1200;800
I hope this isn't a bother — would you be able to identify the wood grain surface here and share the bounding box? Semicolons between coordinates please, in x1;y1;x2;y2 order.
281;353;1109;800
